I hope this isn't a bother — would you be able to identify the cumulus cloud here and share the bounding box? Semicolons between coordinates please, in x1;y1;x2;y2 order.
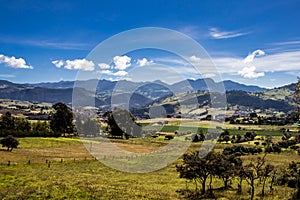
136;58;153;66
52;60;64;68
244;49;265;63
0;54;33;69
234;49;266;78
113;70;128;76
189;55;201;63
98;63;110;69
238;66;265;78
52;58;95;71
209;27;249;39
113;55;131;70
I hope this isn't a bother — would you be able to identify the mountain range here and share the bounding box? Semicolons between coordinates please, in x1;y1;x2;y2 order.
27;78;266;93
0;79;296;114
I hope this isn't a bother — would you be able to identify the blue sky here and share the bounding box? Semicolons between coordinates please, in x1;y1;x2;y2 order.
0;0;300;88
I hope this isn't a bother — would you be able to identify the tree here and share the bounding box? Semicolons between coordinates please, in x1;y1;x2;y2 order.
50;102;74;136
243;154;268;200
277;161;300;199
261;163;274;197
32;121;55;137
294;77;300;123
176;151;216;195
1;135;19;151
75;115;100;137
214;154;242;189
104;108;141;139
0;112;15;130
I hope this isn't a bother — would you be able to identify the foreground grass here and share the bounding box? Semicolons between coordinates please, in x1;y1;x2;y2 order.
0;160;186;199
0;137;297;199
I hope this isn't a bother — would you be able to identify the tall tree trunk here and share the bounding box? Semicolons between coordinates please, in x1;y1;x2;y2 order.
262;178;267;197
250;179;255;200
237;177;243;194
201;178;206;194
209;175;214;197
224;177;229;189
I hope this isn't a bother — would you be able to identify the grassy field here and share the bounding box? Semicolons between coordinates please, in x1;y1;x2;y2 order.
0;135;298;199
138;119;299;136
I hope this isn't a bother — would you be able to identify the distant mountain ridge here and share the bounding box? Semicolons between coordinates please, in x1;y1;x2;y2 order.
1;78;295;114
27;78;267;93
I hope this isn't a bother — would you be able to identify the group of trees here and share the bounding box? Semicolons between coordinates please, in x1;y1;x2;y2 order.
177;150;300;200
0;112;55;137
0;102;74;137
104;109;142;139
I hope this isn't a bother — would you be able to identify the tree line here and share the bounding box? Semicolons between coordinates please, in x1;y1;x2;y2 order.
0;102;74;137
177;150;300;200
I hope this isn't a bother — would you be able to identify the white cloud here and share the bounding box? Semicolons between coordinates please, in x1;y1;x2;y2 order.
271;40;300;46
244;49;265;63
178;26;201;39
52;60;64;68
52;58;95;71
65;59;94;71
0;74;15;78
113;70;128;76
98;63;110;69
0;37;91;50
113;55;131;70
136;58;153;67
189;55;201;63
209;27;249;39
238;66;265;78
139;49;300;80
202;73;216;78
0;54;33;69
101;70;113;74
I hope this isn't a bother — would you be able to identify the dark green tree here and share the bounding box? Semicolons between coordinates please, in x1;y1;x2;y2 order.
50;102;74;136
15;118;31;136
104;108;141;139
0;112;15;130
32;121;54;136
0;135;19;151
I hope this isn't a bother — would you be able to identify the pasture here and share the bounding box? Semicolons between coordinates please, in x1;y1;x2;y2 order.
0;133;298;199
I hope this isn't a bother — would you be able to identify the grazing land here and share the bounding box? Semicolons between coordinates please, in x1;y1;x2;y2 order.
1;120;299;200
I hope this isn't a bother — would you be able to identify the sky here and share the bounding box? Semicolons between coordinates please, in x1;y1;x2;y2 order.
0;0;300;88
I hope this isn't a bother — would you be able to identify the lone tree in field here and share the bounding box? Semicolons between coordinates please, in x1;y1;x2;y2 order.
50;102;74;136
104;108;141;139
1;135;19;151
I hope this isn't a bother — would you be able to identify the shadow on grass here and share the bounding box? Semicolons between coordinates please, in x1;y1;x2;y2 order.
177;186;235;200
